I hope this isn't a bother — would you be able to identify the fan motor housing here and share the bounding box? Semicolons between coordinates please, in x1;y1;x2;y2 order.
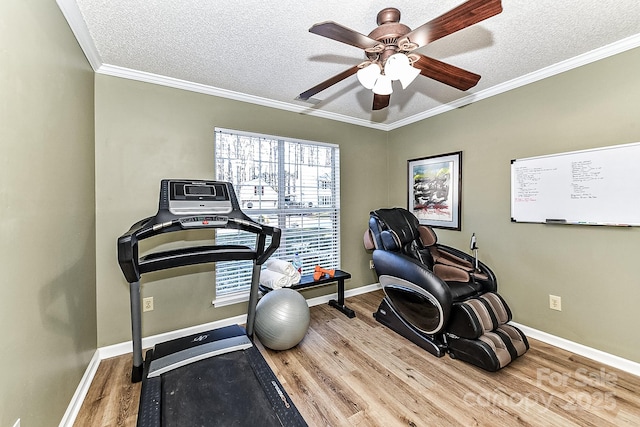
368;8;411;45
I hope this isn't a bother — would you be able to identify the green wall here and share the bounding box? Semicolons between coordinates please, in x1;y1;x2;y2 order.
0;1;96;426
388;47;640;362
94;75;388;346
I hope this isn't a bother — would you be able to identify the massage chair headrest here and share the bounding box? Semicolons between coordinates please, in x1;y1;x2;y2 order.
368;207;438;268
369;208;426;251
368;207;439;251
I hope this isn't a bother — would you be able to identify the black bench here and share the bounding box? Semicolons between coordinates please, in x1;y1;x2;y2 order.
260;269;355;318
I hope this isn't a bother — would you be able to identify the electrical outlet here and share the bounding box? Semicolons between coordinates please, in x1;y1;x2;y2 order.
369;260;375;269
549;295;562;311
13;419;20;427
143;296;154;312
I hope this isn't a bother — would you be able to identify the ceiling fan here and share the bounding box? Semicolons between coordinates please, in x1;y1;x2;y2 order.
299;0;503;110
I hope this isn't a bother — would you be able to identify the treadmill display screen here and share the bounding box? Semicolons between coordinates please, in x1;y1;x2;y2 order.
185;185;215;196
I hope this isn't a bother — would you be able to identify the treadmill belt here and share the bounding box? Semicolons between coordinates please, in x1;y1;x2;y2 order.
160;347;305;426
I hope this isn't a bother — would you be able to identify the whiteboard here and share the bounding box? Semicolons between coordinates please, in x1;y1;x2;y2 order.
510;142;640;226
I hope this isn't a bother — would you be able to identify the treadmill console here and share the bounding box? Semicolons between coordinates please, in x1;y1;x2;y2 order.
161;180;233;215
149;179;243;227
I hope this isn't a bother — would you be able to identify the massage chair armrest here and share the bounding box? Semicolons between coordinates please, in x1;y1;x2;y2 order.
435;244;497;292
372;249;453;312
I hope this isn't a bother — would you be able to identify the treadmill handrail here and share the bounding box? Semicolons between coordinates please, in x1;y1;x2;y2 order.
117;216;153;284
118;214;281;283
255;223;280;265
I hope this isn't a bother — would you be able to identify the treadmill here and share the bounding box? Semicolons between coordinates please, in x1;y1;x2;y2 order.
117;179;307;426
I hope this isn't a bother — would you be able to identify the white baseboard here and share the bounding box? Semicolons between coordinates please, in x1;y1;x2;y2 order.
511;322;640;377
61;283;640;426
58;350;101;427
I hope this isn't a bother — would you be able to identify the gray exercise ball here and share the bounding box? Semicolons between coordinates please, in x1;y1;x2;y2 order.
255;288;310;351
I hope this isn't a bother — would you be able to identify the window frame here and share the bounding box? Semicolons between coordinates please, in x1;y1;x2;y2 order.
213;128;341;305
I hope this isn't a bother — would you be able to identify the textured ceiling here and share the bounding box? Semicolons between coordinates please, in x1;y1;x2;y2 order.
58;0;640;130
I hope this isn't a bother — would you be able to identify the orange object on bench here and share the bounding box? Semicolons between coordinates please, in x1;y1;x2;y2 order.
313;265;335;281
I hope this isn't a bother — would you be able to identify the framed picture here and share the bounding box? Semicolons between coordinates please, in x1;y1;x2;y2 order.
408;151;462;230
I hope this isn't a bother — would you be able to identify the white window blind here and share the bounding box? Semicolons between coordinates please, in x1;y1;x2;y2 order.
214;128;340;297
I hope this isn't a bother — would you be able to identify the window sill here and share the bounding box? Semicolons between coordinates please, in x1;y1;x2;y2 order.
212;291;250;308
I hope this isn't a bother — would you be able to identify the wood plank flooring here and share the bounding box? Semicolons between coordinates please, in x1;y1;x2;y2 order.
74;291;640;426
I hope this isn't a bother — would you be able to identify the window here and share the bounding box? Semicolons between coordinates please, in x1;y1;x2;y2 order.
214;128;340;299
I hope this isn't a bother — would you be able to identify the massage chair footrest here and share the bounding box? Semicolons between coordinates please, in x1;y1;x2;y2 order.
446;323;529;372
374;297;446;357
448;292;513;339
446;333;510;372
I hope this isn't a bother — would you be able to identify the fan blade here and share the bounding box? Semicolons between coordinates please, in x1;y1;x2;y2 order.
400;0;502;49
299;65;359;100
309;21;381;50
372;94;391;110
413;54;481;91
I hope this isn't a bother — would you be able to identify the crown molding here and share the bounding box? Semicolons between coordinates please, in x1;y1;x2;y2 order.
387;33;640;130
98;31;640;132
96;64;390;131
56;0;102;71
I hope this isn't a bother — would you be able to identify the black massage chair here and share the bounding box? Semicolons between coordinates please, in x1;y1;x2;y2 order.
364;208;528;371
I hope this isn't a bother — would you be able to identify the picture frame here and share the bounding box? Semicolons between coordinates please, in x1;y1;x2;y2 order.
408;151;462;230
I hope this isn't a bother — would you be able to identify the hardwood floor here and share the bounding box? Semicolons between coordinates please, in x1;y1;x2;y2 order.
74;291;640;426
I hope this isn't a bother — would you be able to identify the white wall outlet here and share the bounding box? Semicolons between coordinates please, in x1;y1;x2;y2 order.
13;419;20;427
369;260;375;269
549;294;562;311
143;296;154;312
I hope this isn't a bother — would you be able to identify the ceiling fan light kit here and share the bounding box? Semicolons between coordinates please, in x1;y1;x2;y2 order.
356;62;382;89
300;0;503;110
398;65;421;90
357;54;421;95
383;53;411;80
372;74;393;96
384;53;421;89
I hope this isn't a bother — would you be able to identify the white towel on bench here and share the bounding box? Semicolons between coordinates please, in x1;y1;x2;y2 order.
260;259;301;289
260;269;290;289
264;258;297;277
